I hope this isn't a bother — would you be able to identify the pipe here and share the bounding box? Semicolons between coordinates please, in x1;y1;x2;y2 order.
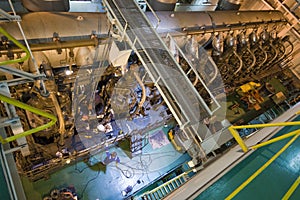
21;0;69;12
193;76;198;86
8;0;47;95
232;51;243;75
131;64;147;113
0;11;286;41
0;93;57;144
0;39;101;55
49;93;65;146
265;43;279;67
206;56;219;86
254;45;268;70
212;33;224;56
242;48;256;74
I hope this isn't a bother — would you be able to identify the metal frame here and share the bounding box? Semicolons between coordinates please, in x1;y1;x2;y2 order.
0;8;21;22
166;33;221;114
0;93;57;144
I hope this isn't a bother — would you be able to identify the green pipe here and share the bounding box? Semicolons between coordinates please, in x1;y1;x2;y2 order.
0;93;57;144
0;27;30;65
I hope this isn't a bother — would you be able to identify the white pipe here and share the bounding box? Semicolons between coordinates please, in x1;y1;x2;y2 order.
49;93;65;145
8;0;47;95
131;64;146;112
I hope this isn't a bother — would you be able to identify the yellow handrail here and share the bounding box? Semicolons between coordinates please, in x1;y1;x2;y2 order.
0;94;57;144
229;119;300;152
225;130;300;200
0;27;30;65
143;171;190;196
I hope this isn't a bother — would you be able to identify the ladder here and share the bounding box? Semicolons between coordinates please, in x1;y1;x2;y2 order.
141;172;189;200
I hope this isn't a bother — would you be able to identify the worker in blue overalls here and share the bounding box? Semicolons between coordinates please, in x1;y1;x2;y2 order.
102;149;120;166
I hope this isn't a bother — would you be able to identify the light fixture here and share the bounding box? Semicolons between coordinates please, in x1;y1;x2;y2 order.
65;69;73;75
187;160;195;167
65;65;73;75
66;158;71;164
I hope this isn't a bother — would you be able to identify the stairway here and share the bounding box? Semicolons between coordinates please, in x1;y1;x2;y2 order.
141;172;189;200
103;0;209;158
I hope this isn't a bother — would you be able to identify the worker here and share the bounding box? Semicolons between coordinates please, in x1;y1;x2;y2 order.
102;150;120;165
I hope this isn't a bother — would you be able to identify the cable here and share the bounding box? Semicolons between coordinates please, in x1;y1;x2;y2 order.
75;155;102;199
116;164;134;178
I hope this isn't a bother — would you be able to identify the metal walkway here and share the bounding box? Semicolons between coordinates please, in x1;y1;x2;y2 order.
103;0;212;158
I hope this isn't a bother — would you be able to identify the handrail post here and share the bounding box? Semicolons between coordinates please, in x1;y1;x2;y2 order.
144;0;161;29
228;126;249;152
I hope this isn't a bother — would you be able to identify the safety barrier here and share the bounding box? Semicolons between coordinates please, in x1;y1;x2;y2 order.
226;114;300;199
226;129;300;199
229;119;300;152
0;94;57;144
141;171;190;199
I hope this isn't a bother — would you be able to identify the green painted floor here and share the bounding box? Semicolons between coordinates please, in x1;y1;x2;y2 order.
21;126;190;200
197;117;300;200
0;145;11;200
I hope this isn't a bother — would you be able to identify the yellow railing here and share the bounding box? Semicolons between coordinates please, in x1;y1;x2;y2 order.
229;119;300;152
226;114;300;199
226;129;300;200
142;171;189;197
0;94;57;144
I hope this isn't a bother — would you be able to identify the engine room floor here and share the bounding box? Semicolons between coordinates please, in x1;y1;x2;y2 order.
166;102;300;200
21;125;191;200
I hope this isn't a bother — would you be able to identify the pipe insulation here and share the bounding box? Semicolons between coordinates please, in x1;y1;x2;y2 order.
0;11;285;41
